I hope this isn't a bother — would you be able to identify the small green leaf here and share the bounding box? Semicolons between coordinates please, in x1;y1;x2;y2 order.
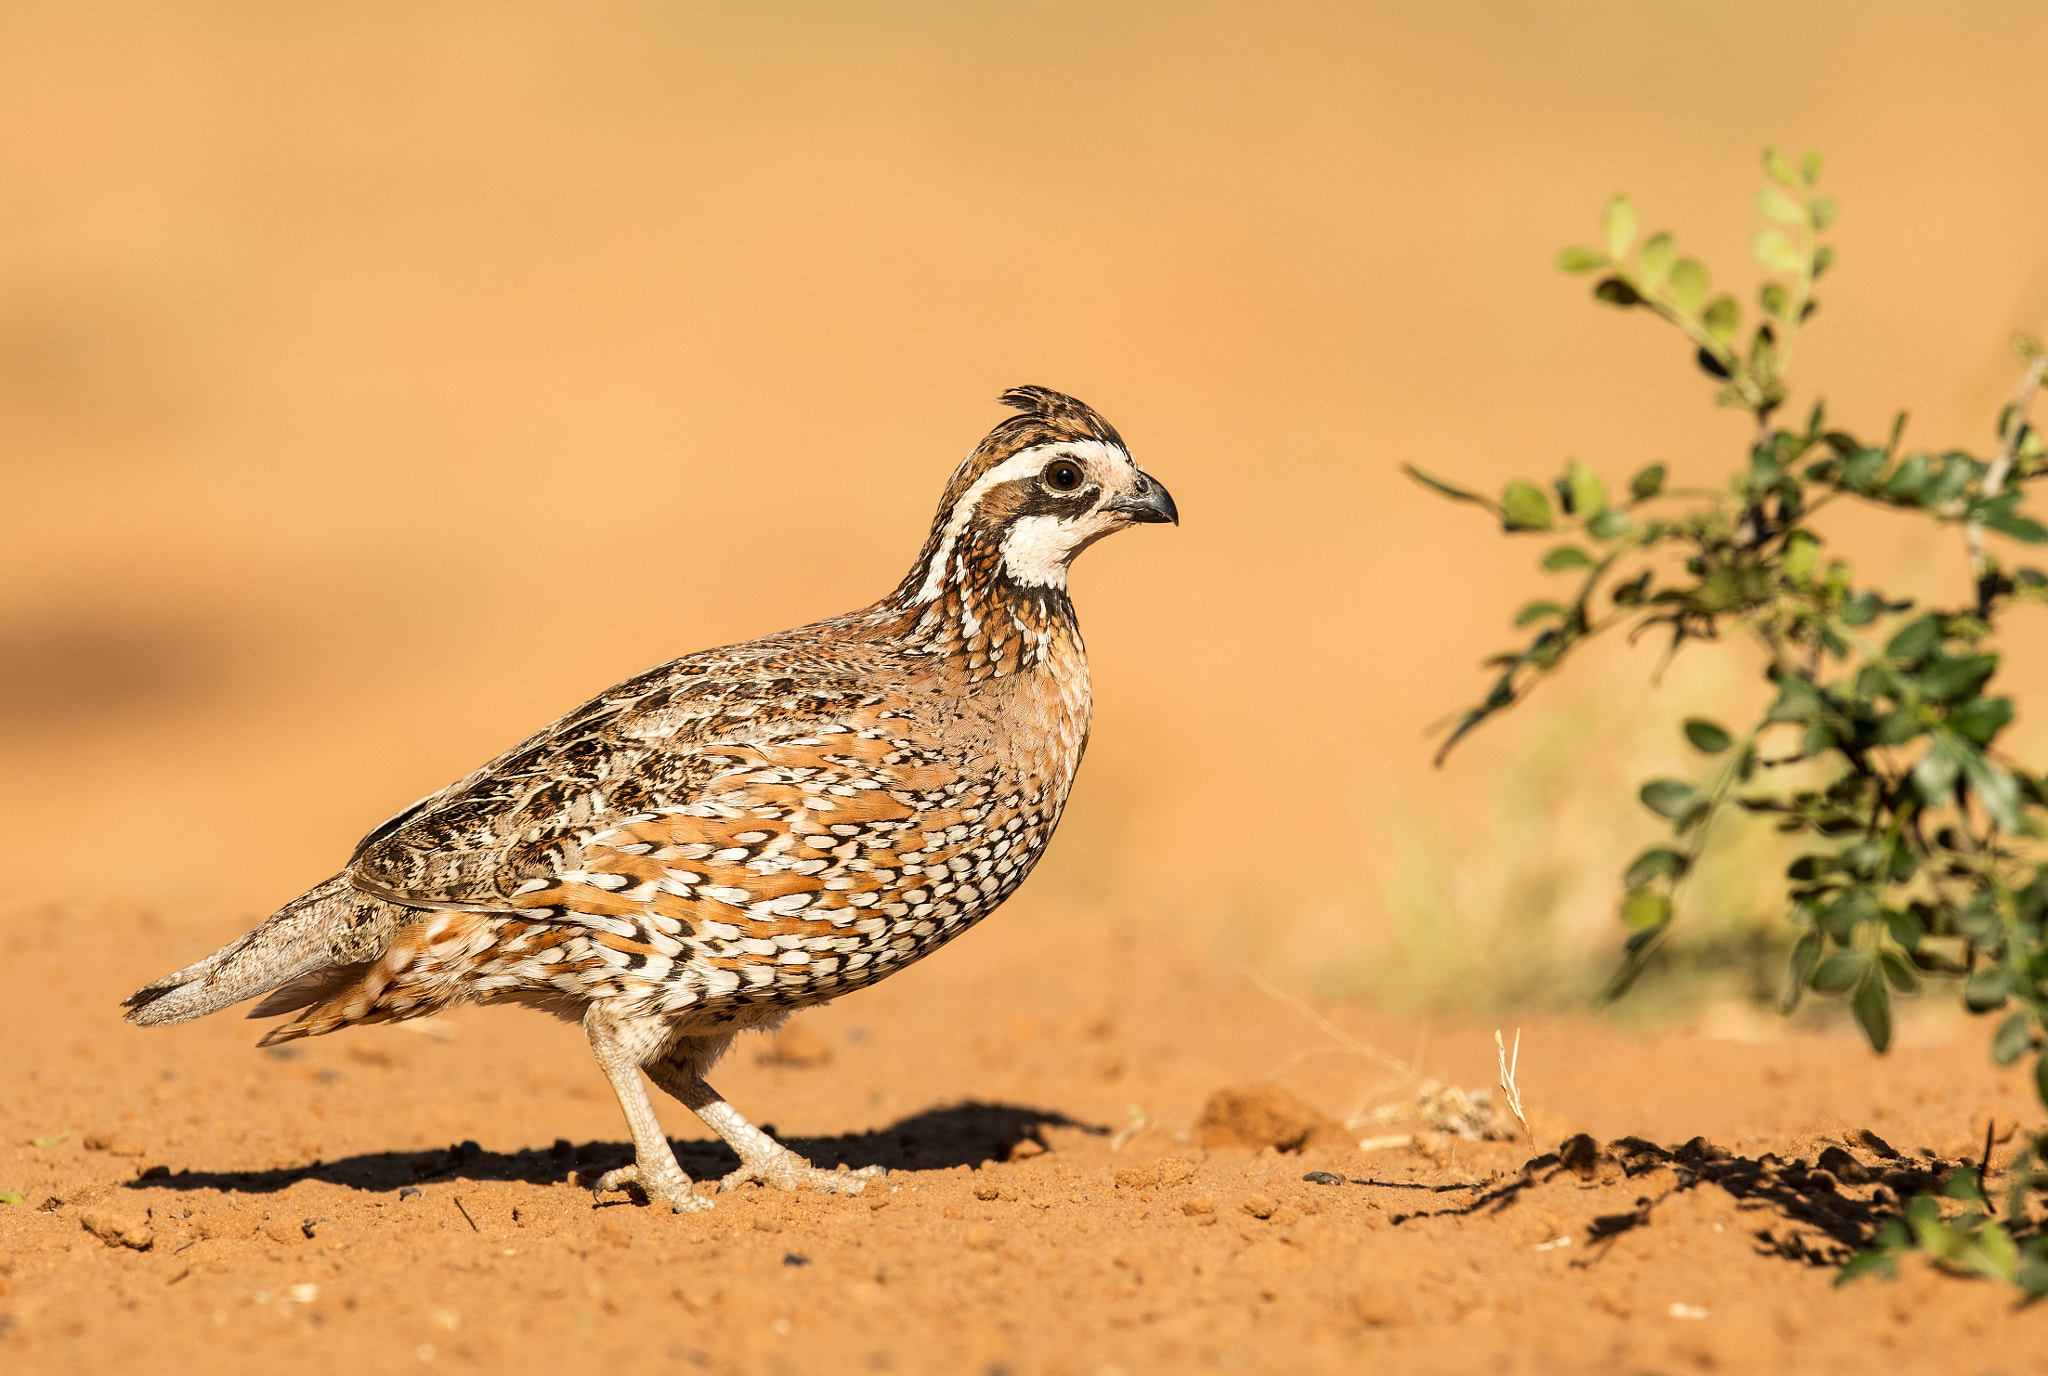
30;1134;67;1149
1682;718;1733;754
1912;732;1965;808
1784;930;1822;1013
1402;464;1494;508
1964;967;2010;1013
1918;653;1998;703
1758;186;1803;224
1541;545;1593;571
1624;847;1688;888
1885;614;1942;663
1812;244;1836;276
1835;1249;1897;1286
1629;463;1667;500
1513;601;1564;627
1604;195;1637;257
1960;746;2025;834
1948;696;2014;746
1620;889;1671;931
1594;277;1643;307
1701;295;1740;343
1753;229;1803;274
1638;232;1676;284
1640;777;1707;823
1985;512;2048;543
1852;970;1893;1053
0;1192;22;1206
2036;1051;2048;1110
1879;951;1918;994
1762;148;1797;186
1811;951;1868;994
1993;1012;2035;1066
1565;459;1608;518
1800;150;1824;185
1556;245;1608;273
1810;195;1838;230
1586;508;1633;540
1666;259;1707;315
1501;481;1555;532
1782;530;1820;582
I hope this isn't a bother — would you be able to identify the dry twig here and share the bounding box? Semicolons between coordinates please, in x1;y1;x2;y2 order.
1494;1029;1529;1140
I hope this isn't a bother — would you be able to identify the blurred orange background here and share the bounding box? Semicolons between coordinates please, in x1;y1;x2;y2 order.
5;1;2047;1007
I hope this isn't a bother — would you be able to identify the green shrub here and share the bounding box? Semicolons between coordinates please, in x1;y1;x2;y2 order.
1411;150;2048;1289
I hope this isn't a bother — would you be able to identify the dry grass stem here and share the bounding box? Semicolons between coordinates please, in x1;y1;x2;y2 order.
1495;1028;1529;1140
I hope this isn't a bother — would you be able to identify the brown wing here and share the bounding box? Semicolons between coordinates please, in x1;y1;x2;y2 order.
344;634;916;911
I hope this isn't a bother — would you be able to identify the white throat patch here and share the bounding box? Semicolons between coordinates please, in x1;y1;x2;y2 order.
910;439;1128;602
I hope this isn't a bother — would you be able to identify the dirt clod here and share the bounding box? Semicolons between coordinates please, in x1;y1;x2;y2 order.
79;1207;152;1250
1195;1086;1346;1153
1558;1133;1604;1180
1181;1195;1216;1217
1354;1280;1416;1328
1241;1193;1278;1219
751;1215;784;1234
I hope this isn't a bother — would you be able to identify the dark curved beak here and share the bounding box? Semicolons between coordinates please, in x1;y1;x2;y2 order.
1112;471;1179;525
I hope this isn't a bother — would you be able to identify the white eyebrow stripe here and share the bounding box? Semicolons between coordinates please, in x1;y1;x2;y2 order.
910;439;1126;602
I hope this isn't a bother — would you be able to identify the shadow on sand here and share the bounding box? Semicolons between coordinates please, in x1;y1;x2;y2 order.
126;1100;1105;1198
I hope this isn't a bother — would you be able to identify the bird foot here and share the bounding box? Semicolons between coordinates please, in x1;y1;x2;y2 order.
717;1150;886;1196
595;1162;712;1213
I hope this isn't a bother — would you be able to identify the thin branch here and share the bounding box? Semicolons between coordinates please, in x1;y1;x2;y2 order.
1966;350;2048;597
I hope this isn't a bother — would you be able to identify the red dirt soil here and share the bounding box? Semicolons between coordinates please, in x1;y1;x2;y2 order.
5;900;2047;1376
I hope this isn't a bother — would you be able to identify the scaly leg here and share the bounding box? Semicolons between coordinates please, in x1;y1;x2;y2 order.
646;1040;885;1196
584;1005;708;1212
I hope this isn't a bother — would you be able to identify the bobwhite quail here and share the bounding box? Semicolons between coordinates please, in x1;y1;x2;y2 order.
125;386;1176;1212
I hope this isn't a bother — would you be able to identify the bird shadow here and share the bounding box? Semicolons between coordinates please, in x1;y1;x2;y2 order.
124;1100;1105;1198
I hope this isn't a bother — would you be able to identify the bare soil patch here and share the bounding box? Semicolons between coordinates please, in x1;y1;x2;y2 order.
5;901;2047;1375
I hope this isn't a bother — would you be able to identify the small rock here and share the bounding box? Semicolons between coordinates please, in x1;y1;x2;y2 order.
1182;1194;1216;1217
1006;1138;1046;1162
1354;1280;1415;1327
195;1210;256;1242
80;1206;153;1250
1195;1086;1347;1154
1826;1146;1875;1187
781;1253;811;1267
1302;1170;1344;1186
1113;1167;1156;1191
974;1184;1002;1202
1558;1134;1603;1181
1242;1193;1278;1220
82;1135;145;1157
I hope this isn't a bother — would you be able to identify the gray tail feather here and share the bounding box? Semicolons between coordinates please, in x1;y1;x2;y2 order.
122;876;409;1028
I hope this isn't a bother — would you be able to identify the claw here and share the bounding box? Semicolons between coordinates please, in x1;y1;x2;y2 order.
717;1151;888;1195
594;1162;713;1213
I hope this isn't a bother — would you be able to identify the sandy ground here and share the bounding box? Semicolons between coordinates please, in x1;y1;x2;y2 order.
5;897;2048;1376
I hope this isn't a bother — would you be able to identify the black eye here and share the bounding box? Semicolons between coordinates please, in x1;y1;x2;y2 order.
1043;459;1084;493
